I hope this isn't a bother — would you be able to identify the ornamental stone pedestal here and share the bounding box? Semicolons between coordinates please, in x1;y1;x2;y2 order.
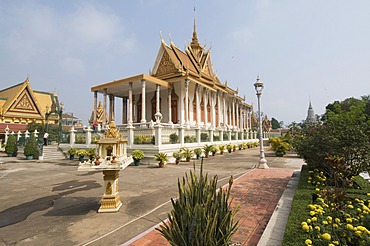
99;169;122;213
77;120;133;213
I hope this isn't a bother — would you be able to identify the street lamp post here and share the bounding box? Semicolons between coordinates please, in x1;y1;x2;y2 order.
254;76;269;169
58;102;64;144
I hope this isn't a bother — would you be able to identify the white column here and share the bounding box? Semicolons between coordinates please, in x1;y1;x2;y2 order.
236;100;239;129
185;79;189;126
156;84;160;113
109;94;115;122
128;82;133;125
168;88;172;123
223;93;227;127
122;98;127;124
211;92;216;129
203;89;208;126
232;98;235;127
217;92;221;128
196;85;201;127
141;80;146;123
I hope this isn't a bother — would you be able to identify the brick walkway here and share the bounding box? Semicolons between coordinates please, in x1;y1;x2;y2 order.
125;168;294;246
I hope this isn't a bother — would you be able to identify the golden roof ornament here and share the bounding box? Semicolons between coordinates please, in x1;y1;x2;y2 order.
105;120;120;139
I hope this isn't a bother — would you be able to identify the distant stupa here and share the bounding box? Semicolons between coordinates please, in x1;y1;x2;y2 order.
306;99;317;123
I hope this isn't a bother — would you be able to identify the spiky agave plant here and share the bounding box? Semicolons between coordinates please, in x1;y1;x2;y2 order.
157;158;239;245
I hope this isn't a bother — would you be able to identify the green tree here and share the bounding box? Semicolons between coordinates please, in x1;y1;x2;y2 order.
292;96;370;187
271;117;281;129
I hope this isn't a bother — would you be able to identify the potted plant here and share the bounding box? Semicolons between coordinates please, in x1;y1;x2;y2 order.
203;145;213;158
87;148;96;160
194;148;203;160
154;152;169;168
210;145;218;156
67;147;77;160
232;145;236;152
173;151;181;164
76;149;87;162
226;144;233;153
242;143;247;150
131;150;145;166
238;144;243;151
269;137;291;157
5;135;18;157
24;134;38;160
180;148;193;162
218;145;225;155
111;156;117;163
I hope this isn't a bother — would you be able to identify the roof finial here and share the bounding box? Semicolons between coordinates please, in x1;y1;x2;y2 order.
191;11;200;47
25;74;30;83
160;31;164;42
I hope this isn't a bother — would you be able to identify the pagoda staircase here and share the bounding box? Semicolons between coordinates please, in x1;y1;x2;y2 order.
42;146;66;160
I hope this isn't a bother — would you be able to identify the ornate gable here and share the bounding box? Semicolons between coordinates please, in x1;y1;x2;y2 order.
155;50;178;76
7;88;41;116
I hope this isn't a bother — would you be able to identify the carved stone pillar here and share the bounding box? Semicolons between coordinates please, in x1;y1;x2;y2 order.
156;84;160;113
168;88;172;123
128;82;133;125
141;80;146;123
203;89;208;126
196;84;201;127
185;79;189;126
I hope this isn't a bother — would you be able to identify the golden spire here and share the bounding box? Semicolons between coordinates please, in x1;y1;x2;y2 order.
191;18;200;48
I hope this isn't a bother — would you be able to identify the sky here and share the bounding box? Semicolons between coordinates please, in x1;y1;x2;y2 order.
1;0;370;126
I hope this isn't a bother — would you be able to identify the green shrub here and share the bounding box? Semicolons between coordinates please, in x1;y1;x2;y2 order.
180;147;193;161
154;152;168;164
169;133;179;144
67;148;77;156
269;137;291;153
24;134;39;157
75;134;86;144
203;145;213;157
210;145;218;155
87;148;96;159
157;159;239;245
5;135;18;156
194;148;203;157
184;135;196;143
76;149;87;157
131;150;145;161
200;132;209;141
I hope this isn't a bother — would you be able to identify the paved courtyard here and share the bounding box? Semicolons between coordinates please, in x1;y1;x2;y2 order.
0;148;303;246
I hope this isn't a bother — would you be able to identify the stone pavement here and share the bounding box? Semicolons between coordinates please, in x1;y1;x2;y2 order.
0;148;303;246
124;168;297;246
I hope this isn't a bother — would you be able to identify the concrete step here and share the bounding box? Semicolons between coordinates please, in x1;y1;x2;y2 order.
42;146;66;160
